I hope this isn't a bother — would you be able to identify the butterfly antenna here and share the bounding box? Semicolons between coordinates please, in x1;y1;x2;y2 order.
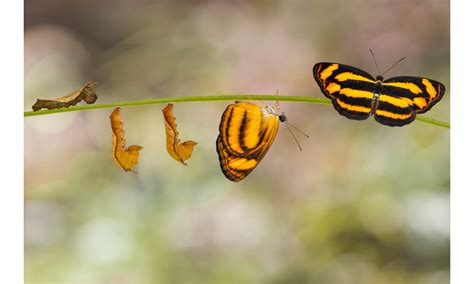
286;121;310;138
275;89;280;109
285;122;303;152
381;57;406;77
370;49;382;77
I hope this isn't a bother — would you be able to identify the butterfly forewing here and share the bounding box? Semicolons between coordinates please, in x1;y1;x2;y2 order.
314;63;376;120
217;102;280;182
313;62;445;127
314;63;376;98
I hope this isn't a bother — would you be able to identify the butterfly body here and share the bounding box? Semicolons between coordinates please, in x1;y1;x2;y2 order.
216;101;282;182
313;62;445;126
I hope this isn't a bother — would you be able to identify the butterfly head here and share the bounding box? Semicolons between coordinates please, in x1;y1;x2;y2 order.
279;112;287;123
375;75;384;82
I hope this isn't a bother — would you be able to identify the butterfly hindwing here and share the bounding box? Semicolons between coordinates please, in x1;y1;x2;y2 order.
373;94;416;126
217;102;280;182
216;136;250;181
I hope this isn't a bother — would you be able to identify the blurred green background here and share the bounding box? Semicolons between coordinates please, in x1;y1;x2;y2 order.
25;1;449;283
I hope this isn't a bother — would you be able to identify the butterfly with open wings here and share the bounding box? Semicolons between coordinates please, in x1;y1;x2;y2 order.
313;60;445;127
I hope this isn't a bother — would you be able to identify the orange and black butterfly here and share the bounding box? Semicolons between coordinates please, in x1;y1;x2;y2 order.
216;101;289;182
313;61;445;127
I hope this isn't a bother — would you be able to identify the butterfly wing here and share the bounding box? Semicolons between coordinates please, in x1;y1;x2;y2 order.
373;94;417;126
217;102;279;182
371;76;445;127
382;76;445;114
313;62;377;120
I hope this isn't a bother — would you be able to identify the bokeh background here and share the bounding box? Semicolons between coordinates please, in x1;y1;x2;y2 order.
25;1;449;283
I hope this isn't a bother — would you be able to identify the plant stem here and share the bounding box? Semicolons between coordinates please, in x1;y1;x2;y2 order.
23;94;450;128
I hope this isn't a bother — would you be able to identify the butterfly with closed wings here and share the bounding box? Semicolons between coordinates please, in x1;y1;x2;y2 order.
216;101;307;182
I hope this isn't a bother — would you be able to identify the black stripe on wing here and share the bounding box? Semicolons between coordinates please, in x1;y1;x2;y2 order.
313;62;376;99
332;97;372;121
216;135;249;182
382;76;445;113
374;96;416;127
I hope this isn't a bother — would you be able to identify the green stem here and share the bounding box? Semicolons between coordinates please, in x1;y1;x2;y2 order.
23;94;450;128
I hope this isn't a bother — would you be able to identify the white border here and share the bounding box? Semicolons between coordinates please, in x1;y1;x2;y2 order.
451;0;474;283
0;0;24;283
